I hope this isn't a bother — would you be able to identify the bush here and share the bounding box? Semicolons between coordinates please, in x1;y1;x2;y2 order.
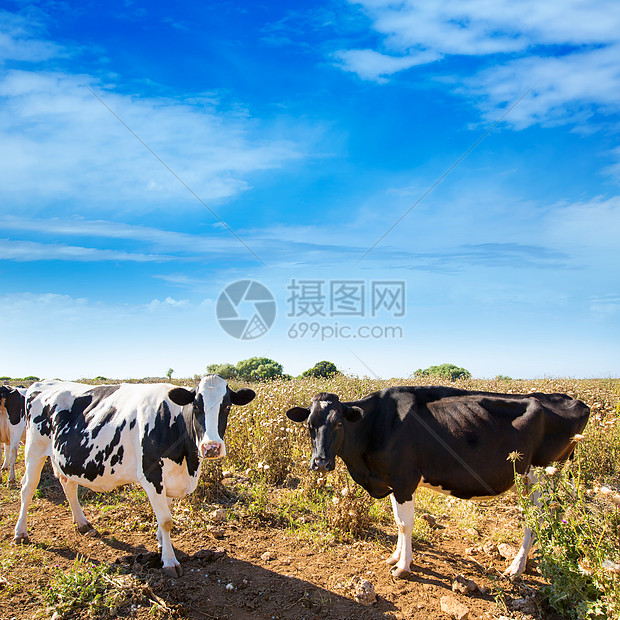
21;375;40;382
414;363;471;381
235;357;284;382
302;361;340;379
206;363;238;380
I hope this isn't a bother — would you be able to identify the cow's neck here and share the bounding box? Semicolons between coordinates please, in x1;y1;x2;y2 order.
337;400;393;499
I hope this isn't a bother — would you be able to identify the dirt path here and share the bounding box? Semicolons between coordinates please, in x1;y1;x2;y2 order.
0;465;562;620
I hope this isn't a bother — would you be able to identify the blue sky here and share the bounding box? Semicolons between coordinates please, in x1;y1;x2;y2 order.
1;0;619;380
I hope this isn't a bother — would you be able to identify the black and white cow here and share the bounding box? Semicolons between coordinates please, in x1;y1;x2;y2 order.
15;375;255;576
287;386;589;578
0;386;27;484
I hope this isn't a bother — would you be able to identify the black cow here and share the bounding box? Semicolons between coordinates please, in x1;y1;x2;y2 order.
287;386;589;577
0;386;27;484
15;375;255;576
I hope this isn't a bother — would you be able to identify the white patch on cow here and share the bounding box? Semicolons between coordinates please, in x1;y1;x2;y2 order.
197;375;228;457
318;400;332;410
505;469;540;577
386;493;416;577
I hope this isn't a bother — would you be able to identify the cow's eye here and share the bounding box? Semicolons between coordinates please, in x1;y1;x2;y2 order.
335;421;343;429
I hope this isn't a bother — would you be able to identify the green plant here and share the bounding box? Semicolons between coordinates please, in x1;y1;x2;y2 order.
302;361;340;379
414;363;471;381
206;363;238;380
44;555;140;619
235;357;284;381
515;453;620;619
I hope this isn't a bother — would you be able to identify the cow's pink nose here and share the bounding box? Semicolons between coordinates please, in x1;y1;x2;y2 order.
201;441;224;459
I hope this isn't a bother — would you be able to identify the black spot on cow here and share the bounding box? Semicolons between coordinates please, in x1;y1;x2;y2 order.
141;401;200;494
33;402;55;437
51;386;125;481
129;419;136;430
91;406;117;439
110;446;124;468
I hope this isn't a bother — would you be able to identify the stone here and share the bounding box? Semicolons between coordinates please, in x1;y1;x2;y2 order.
419;513;437;528
451;575;477;595
351;577;376;606
211;508;227;522
483;541;500;558
498;543;518;560
440;595;470;620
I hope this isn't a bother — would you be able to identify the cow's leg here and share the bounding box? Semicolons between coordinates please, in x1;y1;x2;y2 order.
386;492;416;578
60;478;97;535
1;443;8;470
6;432;22;485
505;470;540;578
13;449;47;544
142;485;182;578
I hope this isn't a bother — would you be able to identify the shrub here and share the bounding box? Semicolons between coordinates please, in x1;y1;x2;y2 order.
302;361;340;379
206;363;238;380
235;357;284;382
414;363;471;381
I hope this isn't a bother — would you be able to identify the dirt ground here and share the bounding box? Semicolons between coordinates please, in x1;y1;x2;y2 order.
0;464;563;620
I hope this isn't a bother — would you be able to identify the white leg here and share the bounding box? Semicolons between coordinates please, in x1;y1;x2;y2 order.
14;451;47;544
1;443;8;470
505;470;540;577
60;478;96;535
142;484;182;577
387;493;416;578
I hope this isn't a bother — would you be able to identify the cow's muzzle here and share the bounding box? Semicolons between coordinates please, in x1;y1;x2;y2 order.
200;441;225;459
311;457;334;473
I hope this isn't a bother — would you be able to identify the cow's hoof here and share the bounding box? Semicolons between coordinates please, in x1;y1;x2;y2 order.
163;564;183;578
385;555;399;566
13;534;30;545
390;565;411;579
77;523;98;536
7;479;18;488
503;568;524;581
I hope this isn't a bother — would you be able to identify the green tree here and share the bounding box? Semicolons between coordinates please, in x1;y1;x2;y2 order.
206;363;238;380
414;363;471;381
302;360;340;379
166;368;174;379
235;357;284;381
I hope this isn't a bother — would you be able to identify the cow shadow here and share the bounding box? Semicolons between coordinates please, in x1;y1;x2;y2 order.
38;537;399;619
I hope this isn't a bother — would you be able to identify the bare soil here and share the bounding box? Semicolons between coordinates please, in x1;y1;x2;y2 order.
0;464;562;620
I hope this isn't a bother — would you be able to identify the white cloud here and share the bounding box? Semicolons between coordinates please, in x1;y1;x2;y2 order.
0;19;312;214
333;48;441;82
337;1;620;126
0;238;170;262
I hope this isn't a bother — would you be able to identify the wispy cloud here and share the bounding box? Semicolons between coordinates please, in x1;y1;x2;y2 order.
0;238;170;262
335;0;620;127
0;19;314;215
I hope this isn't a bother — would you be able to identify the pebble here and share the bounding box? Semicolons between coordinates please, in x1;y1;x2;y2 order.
440;595;470;620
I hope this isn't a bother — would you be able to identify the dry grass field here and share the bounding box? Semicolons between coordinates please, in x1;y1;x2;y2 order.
0;375;618;619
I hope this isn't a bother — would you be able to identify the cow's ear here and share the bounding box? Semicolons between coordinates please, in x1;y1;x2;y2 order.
168;387;196;406
230;388;256;406
343;405;363;422
286;406;310;422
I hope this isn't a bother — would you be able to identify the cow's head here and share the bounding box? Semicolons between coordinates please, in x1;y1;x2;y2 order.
168;374;255;459
286;392;363;472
